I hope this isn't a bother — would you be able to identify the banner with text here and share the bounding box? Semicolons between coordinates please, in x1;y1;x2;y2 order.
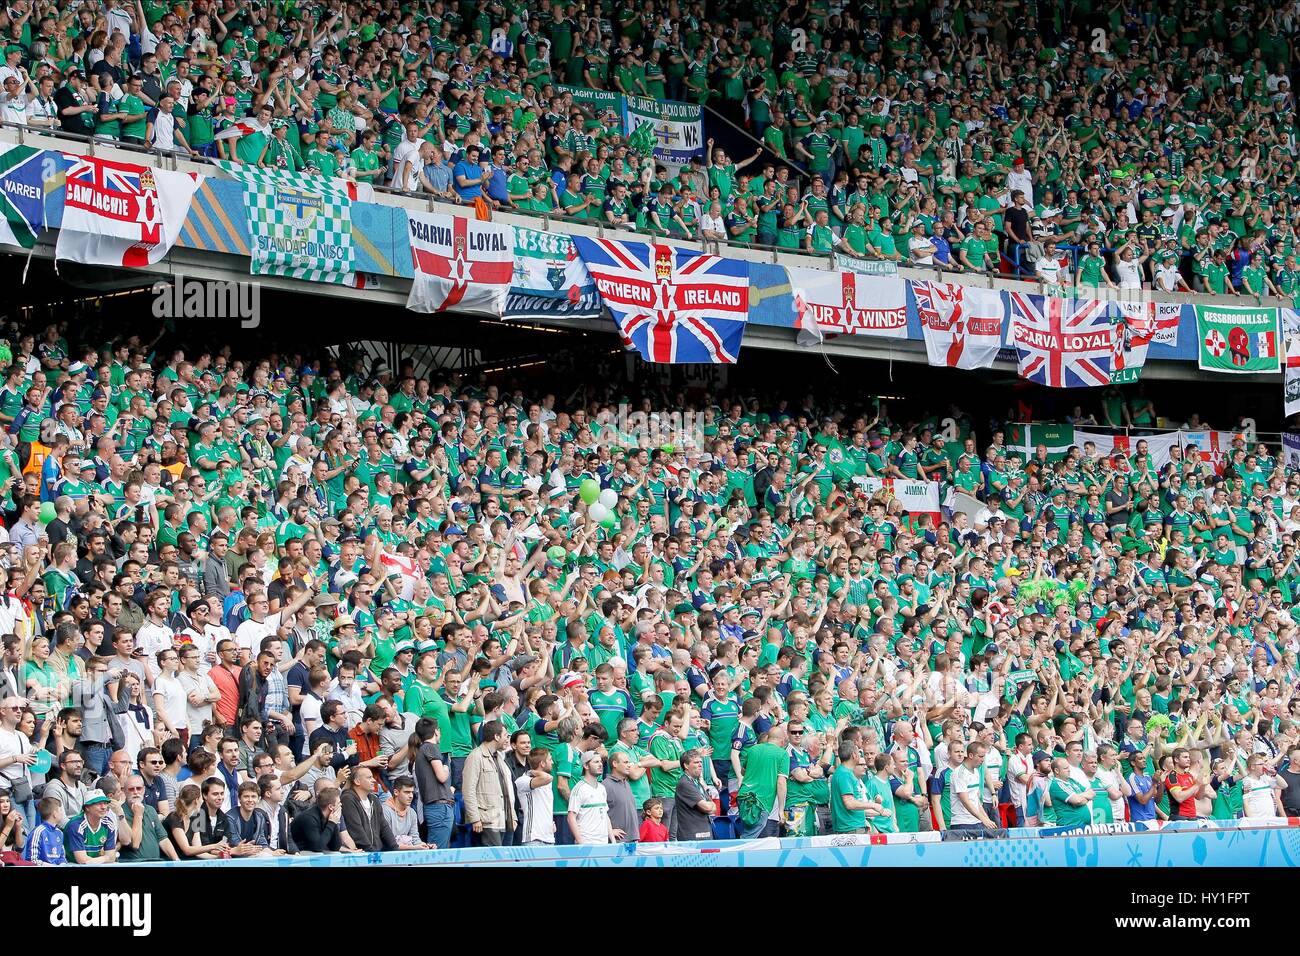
832;253;899;276
1284;308;1300;417
504;226;602;322
851;476;941;522
556;85;623;113
623;95;704;170
1196;304;1280;374
789;265;908;341
1285;433;1300;470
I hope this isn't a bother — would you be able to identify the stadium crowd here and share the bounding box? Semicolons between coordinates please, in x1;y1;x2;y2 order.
1;1;1299;292
0;318;1292;864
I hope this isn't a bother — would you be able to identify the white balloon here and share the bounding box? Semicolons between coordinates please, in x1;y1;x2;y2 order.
598;489;618;509
588;502;610;523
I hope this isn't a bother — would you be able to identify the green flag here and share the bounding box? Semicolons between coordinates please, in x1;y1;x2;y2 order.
1057;650;1087;682
628;119;656;158
814;432;858;481
1196;304;1280;374
0;143;47;250
1013;423;1076;462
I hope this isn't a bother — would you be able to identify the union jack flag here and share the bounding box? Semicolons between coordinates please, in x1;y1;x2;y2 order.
1009;293;1114;388
572;237;749;364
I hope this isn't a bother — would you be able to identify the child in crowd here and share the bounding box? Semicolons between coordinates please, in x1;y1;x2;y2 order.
22;796;66;865
639;798;669;843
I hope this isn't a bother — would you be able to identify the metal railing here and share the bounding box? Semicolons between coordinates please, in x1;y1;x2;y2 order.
2;118;1293;309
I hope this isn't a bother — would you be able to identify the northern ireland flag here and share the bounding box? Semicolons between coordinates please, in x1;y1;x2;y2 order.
914;280;1004;369
56;153;202;268
574;236;749;364
1109;301;1181;383
406;211;514;316
1009;293;1114;388
1179;430;1237;474
1196;304;1280;374
787;265;907;344
792;284;824;348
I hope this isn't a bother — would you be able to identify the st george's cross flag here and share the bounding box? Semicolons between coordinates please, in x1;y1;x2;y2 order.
0;144;51;249
913;280;1004;369
573;236;749;364
1073;429;1182;469
788;265;907;347
406;212;514;315
56;153;201;268
1008;292;1114;388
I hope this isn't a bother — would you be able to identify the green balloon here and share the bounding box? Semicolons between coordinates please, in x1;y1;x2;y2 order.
547;546;566;564
38;501;56;525
579;479;600;505
600;514;618;529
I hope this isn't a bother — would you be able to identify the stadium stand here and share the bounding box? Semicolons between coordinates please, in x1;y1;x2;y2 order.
0;0;1296;867
1;0;1298;289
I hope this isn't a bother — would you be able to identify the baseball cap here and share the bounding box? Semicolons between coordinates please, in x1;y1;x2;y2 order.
83;789;111;807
